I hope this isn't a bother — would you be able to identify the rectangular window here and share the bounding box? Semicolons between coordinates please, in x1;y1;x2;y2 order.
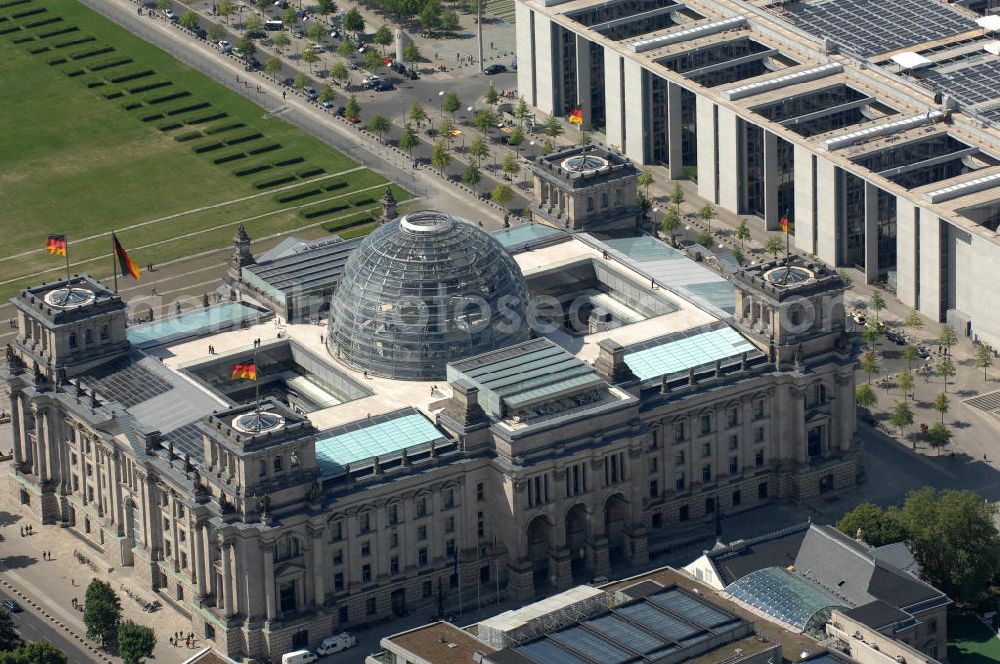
477;511;485;538
758;482;769;499
701;443;711;458
755;426;764;443
732;489;742;506
443;488;455;509
706;497;716;513
702;465;712;483
674;420;687;444
728;408;739;428
755;450;765;468
388;504;398;526
729;435;739;451
416;497;427;517
476;482;485;501
730;456;739;475
334;572;344;591
679;505;689;521
361;541;371;557
648;457;658;474
333;550;343;566
359;513;371;534
330;521;343;542
418;548;428;566
753;398;765;419
446;539;456;557
675;450;685;465
423;580;432;598
649;480;659;498
366;597;376;615
445;517;455;533
390;556;399;575
701;414;712;435
418;525;427;541
362;564;372;584
390;532;398;548
675;471;686;492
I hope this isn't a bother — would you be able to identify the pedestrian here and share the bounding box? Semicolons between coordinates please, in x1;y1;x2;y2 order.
236;74;240;83
71;578;75;586
282;91;286;99
19;526;23;537
169;637;174;647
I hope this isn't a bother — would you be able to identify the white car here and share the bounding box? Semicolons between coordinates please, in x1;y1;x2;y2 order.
218;40;232;53
315;632;357;656
163;8;176;19
362;74;380;85
309;42;326;53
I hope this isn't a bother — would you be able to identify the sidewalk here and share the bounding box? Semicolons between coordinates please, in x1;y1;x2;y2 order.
0;458;198;663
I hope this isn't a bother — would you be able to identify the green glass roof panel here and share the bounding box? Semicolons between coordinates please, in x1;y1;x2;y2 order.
724;567;848;631
504;373;606;409
314;412;447;474
127;302;266;349
624;327;755;380
492;222;566;248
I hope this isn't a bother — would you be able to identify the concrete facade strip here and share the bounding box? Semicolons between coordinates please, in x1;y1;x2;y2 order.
516;2;536;107
534;11;555;113
875;147;980;180
696;94;718;203
895;200;917;309
924;169;1000;204
631;15;747;52
681;49;778;81
779;97;875;128
722;62;842;101
718;105;741;212
624;58;646;162
823;112;944;150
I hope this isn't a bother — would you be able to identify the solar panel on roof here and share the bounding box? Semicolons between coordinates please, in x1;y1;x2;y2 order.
550;625;634;664
614;602;701;642
83;353;174;408
648;589;734;628
518;639;593;664
587;614;669;655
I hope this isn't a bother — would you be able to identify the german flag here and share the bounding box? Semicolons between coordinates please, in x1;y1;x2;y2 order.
46;234;67;256
113;233;140;281
231;363;257;380
780;215;789;234
568;108;583;125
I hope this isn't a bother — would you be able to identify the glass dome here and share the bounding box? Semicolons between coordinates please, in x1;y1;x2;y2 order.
326;211;531;380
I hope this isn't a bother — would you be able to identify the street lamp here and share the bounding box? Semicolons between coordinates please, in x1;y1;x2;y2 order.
466;105;473;126
652;207;659;237
529;140;535;157
438;90;445;119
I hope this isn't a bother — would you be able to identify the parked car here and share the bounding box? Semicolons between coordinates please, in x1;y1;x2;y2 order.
329;29;340;39
335;106;346;117
309;42;326;53
282;77;295;87
371;80;395;91
244;56;261;70
218;40;232;53
321;100;334;108
274;0;288;7
192;26;207;39
2;599;22;613
302;85;319;100
280;651;316;664
265;19;284;30
885;330;906;346
162;7;176;20
484;63;507;75
316;632;357;656
361;74;380;87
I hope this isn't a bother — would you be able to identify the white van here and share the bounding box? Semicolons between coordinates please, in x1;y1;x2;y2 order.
265;19;284;30
316;632;357;655
281;650;317;664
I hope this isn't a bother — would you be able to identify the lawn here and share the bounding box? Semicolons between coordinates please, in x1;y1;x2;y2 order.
0;0;406;298
949;613;1000;664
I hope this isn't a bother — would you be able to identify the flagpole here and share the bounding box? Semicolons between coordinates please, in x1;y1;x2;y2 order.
253;345;261;426
63;233;72;304
111;231;118;294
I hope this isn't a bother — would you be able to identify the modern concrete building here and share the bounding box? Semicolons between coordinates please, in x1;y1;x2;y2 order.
4;214;857;661
516;0;1000;346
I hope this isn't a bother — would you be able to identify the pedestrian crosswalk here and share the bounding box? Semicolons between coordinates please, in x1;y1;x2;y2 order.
486;0;516;24
964;389;1000;413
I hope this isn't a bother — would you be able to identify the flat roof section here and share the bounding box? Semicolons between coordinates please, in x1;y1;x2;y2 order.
657;37;787;87
631;15;745;52
313;409;448;475
242;237;359;300
492;222;568;250
566;0;698;41
623;325;756;381
779;0;977;58
923;58;1000;106
127;302;269;349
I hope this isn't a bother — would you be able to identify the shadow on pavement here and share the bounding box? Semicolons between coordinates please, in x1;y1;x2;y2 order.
1;554;39;570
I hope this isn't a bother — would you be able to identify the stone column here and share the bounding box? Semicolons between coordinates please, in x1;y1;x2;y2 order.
202;523;213;601
262;541;276;622
507;559;535;601
864;181;879;285
792;386;807;463
310;525;325;608
221;537;235;618
763;130;780;230
586;536;610;578
548;548;572;590
666;81;684;180
194;521;207;599
9;393;22;468
112;452;125;535
170;494;180;571
32;405;45;481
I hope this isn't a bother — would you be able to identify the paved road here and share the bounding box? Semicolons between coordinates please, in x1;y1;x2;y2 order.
0;587;104;663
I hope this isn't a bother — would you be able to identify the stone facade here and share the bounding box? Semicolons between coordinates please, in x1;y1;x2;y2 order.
2;257;859;662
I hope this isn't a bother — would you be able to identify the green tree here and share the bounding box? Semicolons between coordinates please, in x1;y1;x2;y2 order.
441;10;460;33
869;289;886;325
735;219;751;251
939;324;958;355
540;138;555;156
902;344;919;372
0;642;68;664
374;25;392;53
462;164;482;194
542;115;563;140
235;36;256;58
344;94;361;120
936;356;956;393
838;269;853;288
255;0;268;13
468;136;489;167
514;97;532;129
117;621;156;664
329;61;348;86
179;10;200;31
343;7;365;37
431;140;452;175
403;40;420;64
363;46;383;72
485;83;499;108
507;126;525;156
932;392;949;425
307;21;327;43
294;72;308;90
319;82;334;102
336;39;355;58
156;0;171;11
638;169;654;199
399;122;419;159
889;400;914;439
301;46;320;71
243;14;264;36
764;236;783;259
281;7;297;25
697;230;713;248
438;117;456;143
900;487;1000;601
473;109;498;138
661;208;680;245
272;31;290;52
861;322;882;354
442;91;462;119
836;502;906;547
859;350;880;385
670;183;685;216
975;344;994;380
316;0;334;16
698;203;715;234
897;370;914;402
207;22;226;42
903;308;923;333
491;183;515;210
731;247;744;265
420;0;443;31
0;608;22;651
83;580;121;649
217;0;235;25
264;56;282;77
855;382;878;409
501;153;520;181
409;102;428;127
366;114;390;142
924;422;952;456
